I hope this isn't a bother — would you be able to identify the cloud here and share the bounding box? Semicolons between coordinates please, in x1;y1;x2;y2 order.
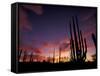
78;8;96;22
19;4;43;31
42;42;57;49
19;7;32;31
59;42;70;51
42;42;49;47
22;5;43;15
19;45;42;54
33;48;42;54
83;27;96;38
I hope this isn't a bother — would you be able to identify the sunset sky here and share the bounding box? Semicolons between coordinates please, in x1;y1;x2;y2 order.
18;4;97;62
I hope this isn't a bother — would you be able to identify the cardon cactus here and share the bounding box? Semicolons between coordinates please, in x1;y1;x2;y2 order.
69;16;87;62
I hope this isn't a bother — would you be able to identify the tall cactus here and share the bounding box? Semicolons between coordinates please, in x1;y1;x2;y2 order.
30;51;33;62
69;16;87;62
53;48;55;63
59;47;61;63
91;33;96;48
18;49;22;62
70;22;75;61
23;51;27;62
91;33;96;62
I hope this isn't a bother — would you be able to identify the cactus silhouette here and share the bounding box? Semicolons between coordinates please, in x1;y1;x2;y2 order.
69;16;87;62
59;47;61;63
91;33;96;48
18;50;22;62
23;51;27;62
53;48;55;63
30;52;33;62
91;33;96;62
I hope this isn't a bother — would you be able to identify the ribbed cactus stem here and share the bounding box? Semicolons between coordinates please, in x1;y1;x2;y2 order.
72;17;79;60
69;22;75;61
80;30;84;58
75;16;82;51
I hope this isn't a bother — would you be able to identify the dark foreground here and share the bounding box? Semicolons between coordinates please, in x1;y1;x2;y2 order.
17;62;97;73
